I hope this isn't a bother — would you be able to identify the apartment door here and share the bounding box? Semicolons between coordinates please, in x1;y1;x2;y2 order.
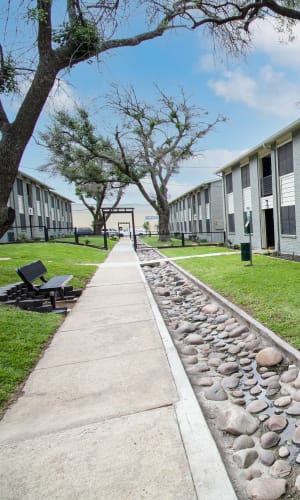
265;209;275;248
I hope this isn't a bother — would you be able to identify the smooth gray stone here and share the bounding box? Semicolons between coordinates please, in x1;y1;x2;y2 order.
222;375;240;390
180;345;198;355
286;402;300;416
217;405;259;436
267;415;288;432
270;460;291;478
260;431;280;449
184;333;204;345
233;449;258;469
218;362;239;375
247;399;269;414
204;382;228;401
233;435;255;450
258;449;276;466
256;347;283;367
246;478;286;500
274;396;291;408
228;324;249;338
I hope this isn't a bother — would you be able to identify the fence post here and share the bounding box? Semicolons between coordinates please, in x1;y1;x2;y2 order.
44;226;49;242
74;228;79;244
181;233;185;247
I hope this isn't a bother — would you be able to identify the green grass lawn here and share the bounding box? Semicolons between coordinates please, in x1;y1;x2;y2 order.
0;241;115;411
140;235;225;248
160;246;234;258
54;235;118;249
163;251;300;349
0;241;116;288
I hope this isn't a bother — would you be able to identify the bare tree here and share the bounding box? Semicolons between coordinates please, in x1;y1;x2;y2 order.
1;1;300;238
107;86;226;240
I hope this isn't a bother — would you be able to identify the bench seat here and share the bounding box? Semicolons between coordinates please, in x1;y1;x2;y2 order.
16;260;73;311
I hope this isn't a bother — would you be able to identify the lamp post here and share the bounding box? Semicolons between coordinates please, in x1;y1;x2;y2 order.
245;207;253;266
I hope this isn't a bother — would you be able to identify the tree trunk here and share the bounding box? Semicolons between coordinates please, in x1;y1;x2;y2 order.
158;207;170;241
93;215;104;235
0;60;58;239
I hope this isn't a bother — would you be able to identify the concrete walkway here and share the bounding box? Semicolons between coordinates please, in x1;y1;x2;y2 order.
0;238;237;500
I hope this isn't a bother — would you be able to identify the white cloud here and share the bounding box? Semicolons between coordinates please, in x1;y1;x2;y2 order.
251;19;300;69
46;79;79;113
209;66;300;118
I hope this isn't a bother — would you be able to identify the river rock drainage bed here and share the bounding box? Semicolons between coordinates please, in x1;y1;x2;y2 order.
140;256;300;500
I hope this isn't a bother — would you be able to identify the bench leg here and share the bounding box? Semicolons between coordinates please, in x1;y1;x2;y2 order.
49;291;57;309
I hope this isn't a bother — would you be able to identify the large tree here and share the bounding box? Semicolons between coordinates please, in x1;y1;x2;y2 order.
1;1;300;238
108;86;226;239
39;108;128;233
41;89;225;240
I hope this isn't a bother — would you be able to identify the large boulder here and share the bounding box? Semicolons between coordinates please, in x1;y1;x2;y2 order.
217;404;259;436
256;347;283;367
246;478;287;500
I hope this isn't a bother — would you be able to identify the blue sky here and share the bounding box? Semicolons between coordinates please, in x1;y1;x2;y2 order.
5;12;300;207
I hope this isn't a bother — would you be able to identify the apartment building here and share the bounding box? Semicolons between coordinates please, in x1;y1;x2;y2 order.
169;179;225;243
217;118;300;254
1;171;73;243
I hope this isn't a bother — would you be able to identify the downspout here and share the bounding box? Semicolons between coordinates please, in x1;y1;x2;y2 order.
217;172;227;245
272;145;281;255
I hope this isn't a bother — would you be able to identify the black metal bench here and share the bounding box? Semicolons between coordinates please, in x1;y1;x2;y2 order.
16;260;73;311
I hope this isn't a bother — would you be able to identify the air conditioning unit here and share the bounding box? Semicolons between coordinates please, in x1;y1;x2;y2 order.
28;207;34;215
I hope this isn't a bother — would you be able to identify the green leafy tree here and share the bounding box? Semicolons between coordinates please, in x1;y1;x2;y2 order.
39;108;128;234
1;1;300;237
143;221;150;235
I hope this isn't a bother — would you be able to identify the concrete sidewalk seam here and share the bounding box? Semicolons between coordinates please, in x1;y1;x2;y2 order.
57;317;159;334
35;345;164;371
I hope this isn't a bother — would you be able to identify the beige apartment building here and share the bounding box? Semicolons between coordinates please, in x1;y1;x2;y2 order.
72;203;159;233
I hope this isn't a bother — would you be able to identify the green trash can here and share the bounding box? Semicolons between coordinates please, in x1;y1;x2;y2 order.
241;242;251;261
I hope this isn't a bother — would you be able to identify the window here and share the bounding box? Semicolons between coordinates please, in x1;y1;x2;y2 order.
27;184;32;207
206;219;210;232
20;213;26;229
199;220;202;232
204;188;209;203
192;195;196;213
278;142;293;176
261;156;272;196
17;178;24;196
262;156;271;177
226;173;233;193
228;214;235;233
241;165;250;188
281;206;296;235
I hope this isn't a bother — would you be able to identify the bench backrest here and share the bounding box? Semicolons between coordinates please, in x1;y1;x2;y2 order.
17;260;48;286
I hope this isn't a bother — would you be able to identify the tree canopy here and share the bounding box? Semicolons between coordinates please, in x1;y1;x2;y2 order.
41;87;225;239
